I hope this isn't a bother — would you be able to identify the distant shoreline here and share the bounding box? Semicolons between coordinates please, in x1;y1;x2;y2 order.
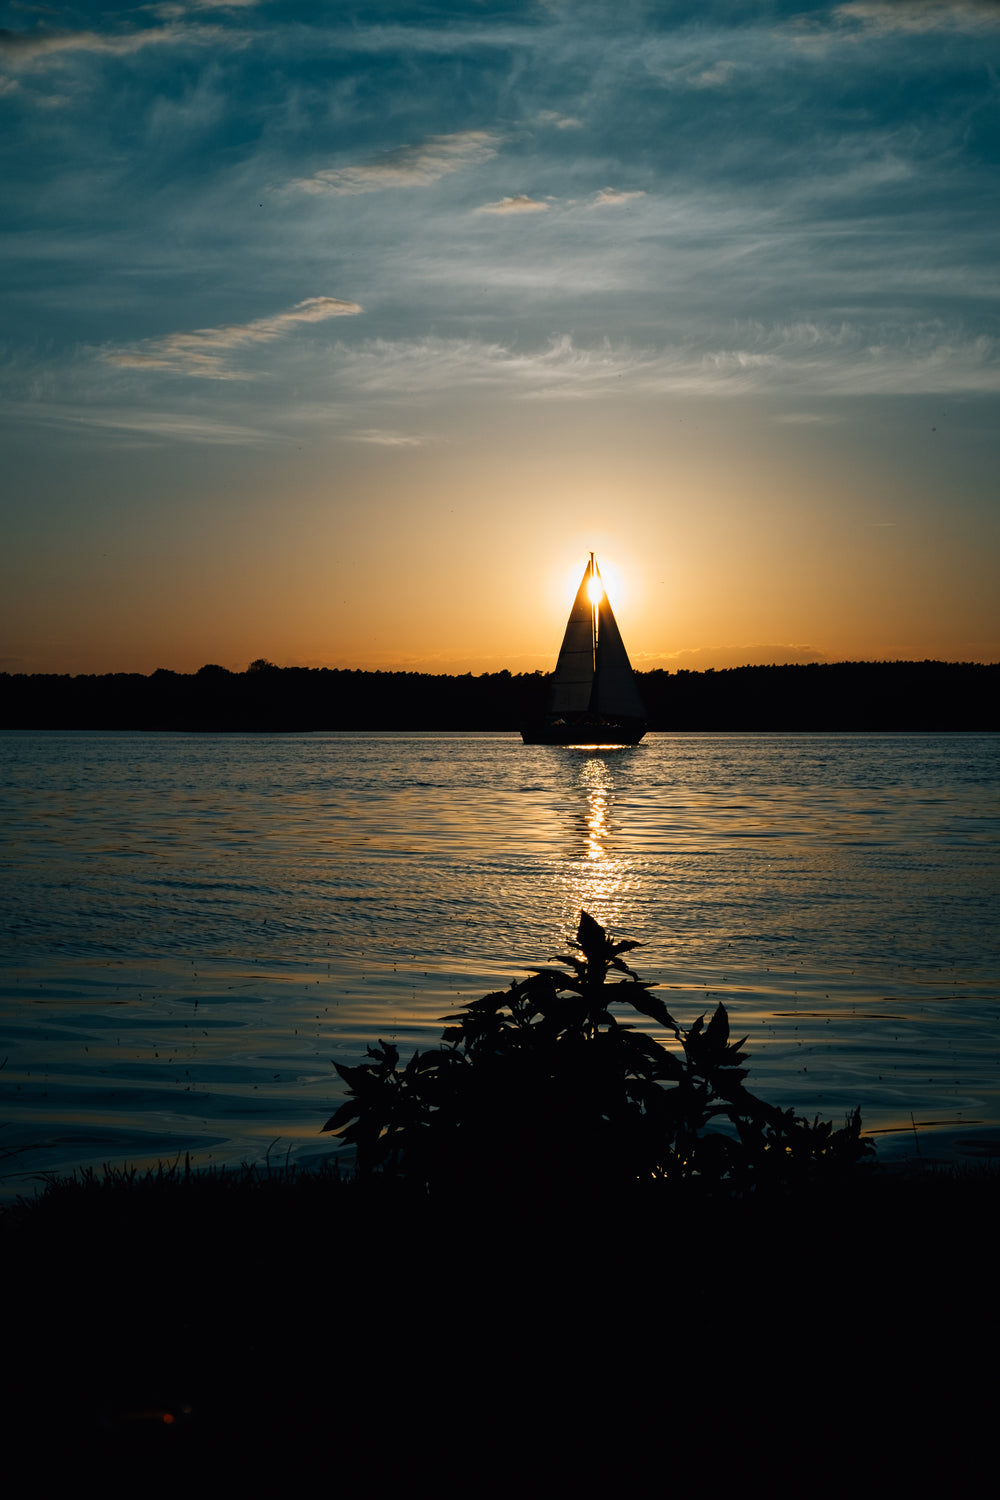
2;660;997;732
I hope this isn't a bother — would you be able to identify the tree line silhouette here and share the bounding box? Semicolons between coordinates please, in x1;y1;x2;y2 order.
2;658;996;731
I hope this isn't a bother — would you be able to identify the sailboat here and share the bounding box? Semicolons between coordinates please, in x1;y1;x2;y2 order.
521;554;647;745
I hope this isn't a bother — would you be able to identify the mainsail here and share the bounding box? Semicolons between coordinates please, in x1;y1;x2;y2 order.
546;567;596;716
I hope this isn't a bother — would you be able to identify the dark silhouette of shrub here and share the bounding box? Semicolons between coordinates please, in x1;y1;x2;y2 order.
324;911;872;1198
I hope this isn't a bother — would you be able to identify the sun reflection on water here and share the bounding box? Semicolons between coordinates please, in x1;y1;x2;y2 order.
559;751;638;936
584;758;609;860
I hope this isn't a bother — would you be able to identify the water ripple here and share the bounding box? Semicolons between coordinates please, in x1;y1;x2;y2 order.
1;730;998;1188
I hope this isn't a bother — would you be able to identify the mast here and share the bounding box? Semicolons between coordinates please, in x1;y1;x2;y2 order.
589;551;597;674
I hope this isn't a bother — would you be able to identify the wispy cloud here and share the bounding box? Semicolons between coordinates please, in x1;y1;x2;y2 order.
694;60;740;87
80;409;269;444
349;428;432;447
773;411;840;425
1;401;270;445
105;296;362;378
325;324;1000;403
653;58;742;89
789;0;1000;48
537;110;582;129
0;22;227;64
146;1;260;16
833;0;1000;36
292;131;500;196
591;188;646;207
475;187;643;216
476;194;549;214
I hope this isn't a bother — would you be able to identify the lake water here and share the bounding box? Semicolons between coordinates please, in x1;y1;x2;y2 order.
1;730;998;1194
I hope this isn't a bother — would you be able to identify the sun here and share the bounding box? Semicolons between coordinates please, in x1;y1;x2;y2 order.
586;574;605;606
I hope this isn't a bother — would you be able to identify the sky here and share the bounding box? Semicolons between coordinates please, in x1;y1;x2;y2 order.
1;0;998;676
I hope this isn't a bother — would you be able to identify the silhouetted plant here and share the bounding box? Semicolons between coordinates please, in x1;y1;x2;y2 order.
323;911;873;1197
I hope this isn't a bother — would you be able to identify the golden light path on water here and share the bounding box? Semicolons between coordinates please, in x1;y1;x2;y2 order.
563;751;633;930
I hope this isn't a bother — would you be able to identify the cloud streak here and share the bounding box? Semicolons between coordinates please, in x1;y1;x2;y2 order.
476;194;549;214
105;296;363;377
292;131;500;196
591;188;646;207
833;0;1000;36
0;22;228;64
788;0;1000;49
0;400;270;445
349;428;432;447
324;324;1000;403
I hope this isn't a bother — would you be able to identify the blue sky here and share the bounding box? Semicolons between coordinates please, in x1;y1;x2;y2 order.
2;0;998;673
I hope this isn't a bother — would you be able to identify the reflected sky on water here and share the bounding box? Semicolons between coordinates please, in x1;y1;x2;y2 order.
1;730;998;1191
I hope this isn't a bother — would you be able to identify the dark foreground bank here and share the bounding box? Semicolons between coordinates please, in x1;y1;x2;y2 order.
3;1157;997;1491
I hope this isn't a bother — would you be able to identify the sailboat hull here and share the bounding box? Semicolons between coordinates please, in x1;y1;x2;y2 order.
521;716;646;746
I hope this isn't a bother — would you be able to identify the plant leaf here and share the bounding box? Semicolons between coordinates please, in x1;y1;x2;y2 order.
620;985;681;1034
575;910;609;962
320;1099;359;1133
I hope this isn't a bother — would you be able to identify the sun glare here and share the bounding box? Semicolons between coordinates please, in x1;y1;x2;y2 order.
556;555;629;619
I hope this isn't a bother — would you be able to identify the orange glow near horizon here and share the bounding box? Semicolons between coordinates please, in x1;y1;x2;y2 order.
4;397;997;677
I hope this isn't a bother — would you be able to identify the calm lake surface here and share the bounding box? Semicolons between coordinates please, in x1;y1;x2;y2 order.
2;730;998;1194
